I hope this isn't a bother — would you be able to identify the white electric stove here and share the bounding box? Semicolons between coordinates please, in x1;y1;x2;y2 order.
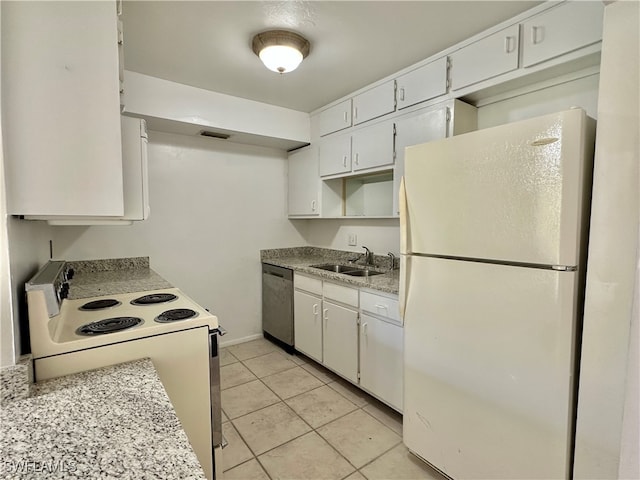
25;261;223;480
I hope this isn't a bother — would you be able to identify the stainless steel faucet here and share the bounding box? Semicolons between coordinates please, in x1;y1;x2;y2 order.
388;252;397;270
362;246;374;266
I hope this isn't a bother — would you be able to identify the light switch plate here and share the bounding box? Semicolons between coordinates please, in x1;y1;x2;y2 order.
348;233;357;246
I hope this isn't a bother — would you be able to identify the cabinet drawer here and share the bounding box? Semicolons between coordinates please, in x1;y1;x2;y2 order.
521;1;604;68
323;282;358;307
360;291;400;324
295;274;323;295
352;81;396;125
318;99;352;136
450;24;520;91
396;57;448;110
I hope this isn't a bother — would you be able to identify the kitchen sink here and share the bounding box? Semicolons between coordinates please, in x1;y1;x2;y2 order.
310;264;358;273
342;269;384;277
310;264;384;276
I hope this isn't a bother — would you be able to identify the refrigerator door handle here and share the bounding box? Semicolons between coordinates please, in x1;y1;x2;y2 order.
399;254;410;322
399;176;408;255
399;176;410;322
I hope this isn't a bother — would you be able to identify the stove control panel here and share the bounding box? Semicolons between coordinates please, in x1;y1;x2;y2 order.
25;260;72;317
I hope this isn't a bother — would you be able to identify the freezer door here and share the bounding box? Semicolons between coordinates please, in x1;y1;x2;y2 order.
403;108;594;267
403;256;579;479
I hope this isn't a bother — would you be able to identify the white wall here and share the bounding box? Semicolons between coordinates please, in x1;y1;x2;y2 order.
477;73;599;129
573;2;640;478
51;131;307;344
300;219;400;257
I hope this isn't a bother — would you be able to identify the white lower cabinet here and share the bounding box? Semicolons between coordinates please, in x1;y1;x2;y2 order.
359;314;403;412
294;290;323;362
322;300;359;383
293;273;403;411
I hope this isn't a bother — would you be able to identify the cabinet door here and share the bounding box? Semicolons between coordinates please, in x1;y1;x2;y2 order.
396;57;448;110
294;290;323;362
450;24;520;91
521;1;604;68
322;301;358;383
318;99;352;136
359;314;403;411
352;81;396;125
3;1;124;216
393;106;448;216
288;146;320;216
319;134;352;177
352;122;395;172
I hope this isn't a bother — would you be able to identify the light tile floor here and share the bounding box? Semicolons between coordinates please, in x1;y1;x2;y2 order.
220;338;447;480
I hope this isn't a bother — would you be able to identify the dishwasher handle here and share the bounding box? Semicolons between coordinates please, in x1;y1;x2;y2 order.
262;263;293;281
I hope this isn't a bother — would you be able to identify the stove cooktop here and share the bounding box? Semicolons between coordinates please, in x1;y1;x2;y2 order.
27;287;219;359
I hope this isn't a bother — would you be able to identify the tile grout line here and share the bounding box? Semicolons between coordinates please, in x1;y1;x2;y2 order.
228;355;361;477
222;343;404;479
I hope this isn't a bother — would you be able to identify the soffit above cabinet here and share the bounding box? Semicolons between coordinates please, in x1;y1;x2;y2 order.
123;71;311;151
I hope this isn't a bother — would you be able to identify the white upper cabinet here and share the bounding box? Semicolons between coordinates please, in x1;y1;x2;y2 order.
351;121;395;172
392;100;477;216
450;24;520;91
352;81;396;125
319;133;352;177
396;57;448;110
318;99;352;137
288;145;320;216
319;120;395;178
521;1;604;68
3;1;124;217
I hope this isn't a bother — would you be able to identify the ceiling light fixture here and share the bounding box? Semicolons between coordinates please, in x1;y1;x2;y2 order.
252;30;310;74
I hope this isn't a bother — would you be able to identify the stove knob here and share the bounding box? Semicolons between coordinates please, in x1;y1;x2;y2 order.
65;267;75;281
59;282;70;299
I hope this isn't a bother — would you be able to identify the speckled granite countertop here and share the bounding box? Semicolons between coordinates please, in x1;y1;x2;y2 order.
261;247;400;295
65;257;173;300
0;359;206;480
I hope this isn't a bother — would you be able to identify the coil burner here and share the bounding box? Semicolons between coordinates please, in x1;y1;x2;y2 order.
76;317;144;336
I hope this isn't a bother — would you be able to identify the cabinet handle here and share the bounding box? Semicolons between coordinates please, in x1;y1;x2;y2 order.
503;36;515;53
399;88;405;102
313;304;318;315
354;153;359;165
362;322;368;335
531;26;543;45
343;111;348;123
353;106;358;120
311;200;316;212
375;304;388;312
342;155;347;168
323;309;328;321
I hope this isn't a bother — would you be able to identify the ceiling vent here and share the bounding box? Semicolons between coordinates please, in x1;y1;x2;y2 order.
199;130;231;140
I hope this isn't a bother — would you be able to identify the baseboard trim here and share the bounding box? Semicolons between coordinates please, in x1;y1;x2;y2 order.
219;333;263;348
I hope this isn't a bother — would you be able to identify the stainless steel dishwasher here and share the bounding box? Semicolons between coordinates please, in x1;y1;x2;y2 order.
262;263;294;353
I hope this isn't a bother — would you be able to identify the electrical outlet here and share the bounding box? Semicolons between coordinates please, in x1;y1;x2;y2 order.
348;233;357;246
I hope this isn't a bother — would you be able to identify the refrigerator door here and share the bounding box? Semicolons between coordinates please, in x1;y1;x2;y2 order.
403;256;579;479
403;108;593;267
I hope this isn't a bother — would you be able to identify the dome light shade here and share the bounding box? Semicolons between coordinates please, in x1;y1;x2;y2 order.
252;30;310;74
259;45;303;73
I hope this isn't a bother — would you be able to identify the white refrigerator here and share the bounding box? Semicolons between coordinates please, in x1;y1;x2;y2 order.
400;109;595;479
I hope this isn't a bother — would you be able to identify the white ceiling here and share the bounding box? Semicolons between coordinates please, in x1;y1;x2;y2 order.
122;1;542;113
